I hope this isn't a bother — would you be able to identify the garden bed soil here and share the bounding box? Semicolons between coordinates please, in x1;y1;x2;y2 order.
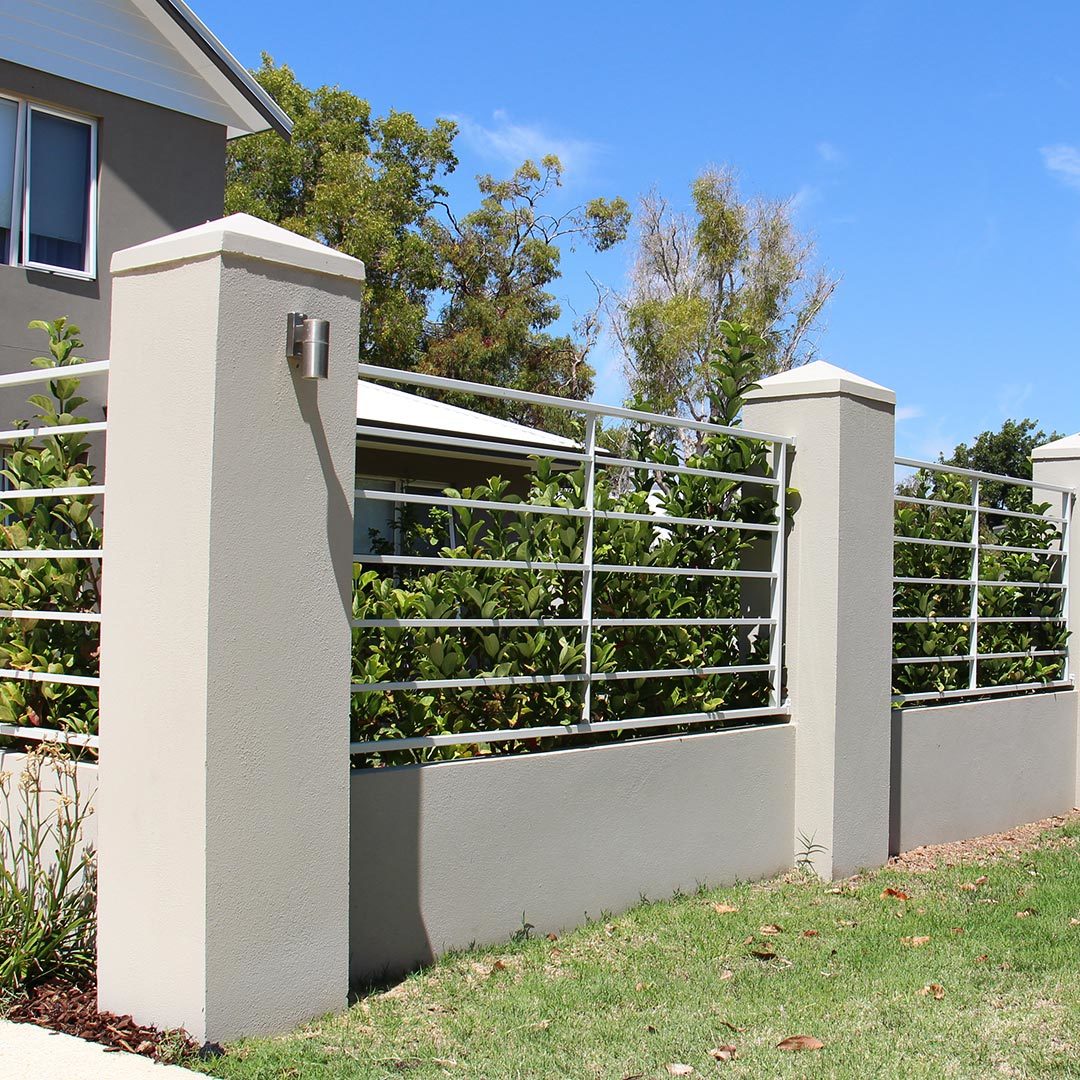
887;809;1080;871
4;976;198;1063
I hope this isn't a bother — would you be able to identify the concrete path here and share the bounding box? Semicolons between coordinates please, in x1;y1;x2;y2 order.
0;1020;203;1079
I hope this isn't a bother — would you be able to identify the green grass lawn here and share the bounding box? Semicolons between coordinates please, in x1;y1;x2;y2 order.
195;819;1080;1080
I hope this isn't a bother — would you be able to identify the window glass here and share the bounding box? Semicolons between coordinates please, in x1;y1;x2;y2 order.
354;478;396;555
27;109;92;273
0;99;18;265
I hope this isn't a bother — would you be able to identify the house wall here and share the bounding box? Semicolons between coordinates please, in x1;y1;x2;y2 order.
0;60;225;400
889;690;1079;853
349;724;795;982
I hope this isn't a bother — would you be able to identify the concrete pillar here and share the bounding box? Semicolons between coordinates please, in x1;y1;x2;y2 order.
97;214;364;1042
743;361;895;878
1032;434;1080;805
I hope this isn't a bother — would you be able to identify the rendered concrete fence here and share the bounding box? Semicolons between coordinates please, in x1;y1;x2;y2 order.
74;212;1080;1041
350;724;795;981
889;691;1078;852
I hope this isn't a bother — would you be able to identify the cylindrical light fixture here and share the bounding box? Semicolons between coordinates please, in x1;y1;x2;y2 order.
286;312;331;379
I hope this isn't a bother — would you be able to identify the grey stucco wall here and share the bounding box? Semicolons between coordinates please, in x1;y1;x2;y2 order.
890;690;1079;853
350;724;796;982
0;60;225;405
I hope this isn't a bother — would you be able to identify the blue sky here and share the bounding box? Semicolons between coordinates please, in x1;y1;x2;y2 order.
200;0;1080;459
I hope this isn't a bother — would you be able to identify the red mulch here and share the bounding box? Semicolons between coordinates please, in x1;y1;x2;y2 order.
5;976;199;1062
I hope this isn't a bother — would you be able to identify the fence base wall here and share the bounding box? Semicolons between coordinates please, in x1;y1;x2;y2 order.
0;753;98;860
890;690;1078;853
349;724;795;982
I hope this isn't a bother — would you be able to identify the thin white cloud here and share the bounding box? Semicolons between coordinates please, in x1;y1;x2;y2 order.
816;140;845;166
788;184;821;212
1041;144;1080;190
895;405;924;422
453;110;599;175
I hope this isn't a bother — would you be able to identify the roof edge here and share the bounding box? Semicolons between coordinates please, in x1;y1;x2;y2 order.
153;0;293;140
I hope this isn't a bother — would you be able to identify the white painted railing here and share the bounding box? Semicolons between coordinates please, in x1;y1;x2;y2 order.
0;360;106;749
351;364;792;755
893;456;1073;705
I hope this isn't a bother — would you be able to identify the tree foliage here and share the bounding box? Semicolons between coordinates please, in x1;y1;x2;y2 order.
227;61;629;424
225;57;458;369
423;158;629;434
611;167;838;419
938;418;1064;509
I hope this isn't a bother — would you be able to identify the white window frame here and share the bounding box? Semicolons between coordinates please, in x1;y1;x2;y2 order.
355;475;458;556
0;94;98;280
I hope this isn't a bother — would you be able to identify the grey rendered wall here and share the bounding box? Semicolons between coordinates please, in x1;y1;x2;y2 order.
350;724;795;982
0;60;225;383
890;690;1078;853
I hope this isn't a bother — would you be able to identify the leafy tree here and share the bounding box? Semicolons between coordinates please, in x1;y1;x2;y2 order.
225;57;458;368
611;167;838;419
938;418;1064;509
227;63;630;432
423;157;630;435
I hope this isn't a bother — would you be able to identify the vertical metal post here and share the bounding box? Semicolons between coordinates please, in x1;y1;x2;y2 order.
1060;489;1073;686
967;479;981;691
767;440;787;709
580;415;598;724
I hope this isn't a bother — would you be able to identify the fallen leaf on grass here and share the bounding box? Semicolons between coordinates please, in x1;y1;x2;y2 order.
950;927;965;935
960;875;989;891
919;984;946;1000
975;954;989;963
901;936;931;947
759;924;783;935
750;949;777;961
777;1035;824;1051
667;1064;695;1076
491;960;507;971
1016;909;1035;919
836;919;858;928
719;969;734;981
546;933;558;941
881;887;910;901
713;903;739;915
1069;918;1080;926
715;1020;743;1032
709;1045;738;1062
802;930;819;937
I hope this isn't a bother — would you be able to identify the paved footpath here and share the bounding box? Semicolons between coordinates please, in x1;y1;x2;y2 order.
0;1021;203;1079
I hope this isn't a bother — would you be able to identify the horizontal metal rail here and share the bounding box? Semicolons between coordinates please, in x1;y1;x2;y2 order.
0;667;100;687
349;708;788;753
894;535;974;550
0;360;109;389
894;576;1064;589
0;421;107;442
356;489;778;533
894;650;1066;665
597;455;781;486
353;616;775;629
353;662;774;693
0;609;100;623
894;680;1073;705
0;723;98;748
357;362;795;445
895;493;1065;524
354;552;775;580
896;456;1074;494
0;549;103;560
0;485;104;500
893;615;1065;624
